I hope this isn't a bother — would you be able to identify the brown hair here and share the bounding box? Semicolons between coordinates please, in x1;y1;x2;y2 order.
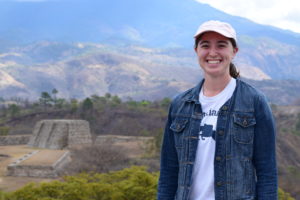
194;36;240;78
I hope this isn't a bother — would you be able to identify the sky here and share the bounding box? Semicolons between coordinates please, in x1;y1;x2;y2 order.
195;0;300;33
3;0;300;34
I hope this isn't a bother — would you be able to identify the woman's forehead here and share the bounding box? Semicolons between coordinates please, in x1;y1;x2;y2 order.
200;31;230;41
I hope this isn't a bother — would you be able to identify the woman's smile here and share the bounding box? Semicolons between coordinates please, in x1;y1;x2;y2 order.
195;31;238;79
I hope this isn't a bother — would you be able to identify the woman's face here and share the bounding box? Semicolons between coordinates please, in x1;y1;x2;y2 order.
195;31;238;79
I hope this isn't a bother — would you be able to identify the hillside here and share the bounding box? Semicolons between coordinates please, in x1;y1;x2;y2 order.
1;97;300;198
272;105;300;199
0;42;300;105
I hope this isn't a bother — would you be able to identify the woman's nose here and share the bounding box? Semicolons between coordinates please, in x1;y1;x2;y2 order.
208;48;218;56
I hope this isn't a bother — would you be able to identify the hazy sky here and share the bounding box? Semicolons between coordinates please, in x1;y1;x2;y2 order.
195;0;300;33
4;0;300;34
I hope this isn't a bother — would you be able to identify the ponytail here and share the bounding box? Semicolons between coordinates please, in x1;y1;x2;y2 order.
229;63;240;78
229;38;240;78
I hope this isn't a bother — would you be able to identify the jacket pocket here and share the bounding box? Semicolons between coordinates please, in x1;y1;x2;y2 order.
233;113;256;144
170;118;189;151
170;118;188;133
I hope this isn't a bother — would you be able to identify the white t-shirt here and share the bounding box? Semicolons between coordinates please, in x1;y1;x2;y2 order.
189;78;236;200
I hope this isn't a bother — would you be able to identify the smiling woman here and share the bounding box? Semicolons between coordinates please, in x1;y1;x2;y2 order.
194;32;238;93
157;20;278;200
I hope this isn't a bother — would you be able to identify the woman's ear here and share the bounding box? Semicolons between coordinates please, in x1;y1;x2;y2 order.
233;47;239;54
232;47;238;59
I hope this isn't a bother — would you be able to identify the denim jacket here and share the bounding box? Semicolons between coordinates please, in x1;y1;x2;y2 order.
157;79;277;200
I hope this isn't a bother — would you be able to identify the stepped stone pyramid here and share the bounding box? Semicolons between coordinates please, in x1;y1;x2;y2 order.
28;120;92;149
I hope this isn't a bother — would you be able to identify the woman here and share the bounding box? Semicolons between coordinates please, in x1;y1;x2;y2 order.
157;20;277;200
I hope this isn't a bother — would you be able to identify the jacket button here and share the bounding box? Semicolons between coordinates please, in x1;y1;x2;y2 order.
222;106;228;111
243;119;248;126
218;130;224;135
216;156;222;161
216;182;222;186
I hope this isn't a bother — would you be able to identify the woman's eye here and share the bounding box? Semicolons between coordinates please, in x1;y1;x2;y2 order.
218;42;229;48
200;44;209;48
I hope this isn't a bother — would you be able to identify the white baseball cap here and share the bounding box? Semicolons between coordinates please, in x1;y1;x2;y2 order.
194;20;237;46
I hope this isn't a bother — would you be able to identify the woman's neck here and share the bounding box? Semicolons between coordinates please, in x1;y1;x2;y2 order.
202;75;232;97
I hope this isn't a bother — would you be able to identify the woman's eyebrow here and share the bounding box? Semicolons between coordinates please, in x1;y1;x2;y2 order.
199;40;229;45
217;41;229;44
199;41;209;45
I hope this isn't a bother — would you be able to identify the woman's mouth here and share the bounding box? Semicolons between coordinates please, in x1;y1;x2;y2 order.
207;60;221;64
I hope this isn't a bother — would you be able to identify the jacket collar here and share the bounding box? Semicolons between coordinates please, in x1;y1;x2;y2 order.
183;79;204;104
182;78;241;104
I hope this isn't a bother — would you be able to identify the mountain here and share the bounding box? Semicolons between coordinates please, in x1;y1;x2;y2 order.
0;42;200;100
1;0;300;103
0;0;300;80
0;41;300;105
1;0;300;46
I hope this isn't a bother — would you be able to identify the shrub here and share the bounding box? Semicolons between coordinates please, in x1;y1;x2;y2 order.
278;188;295;200
0;126;9;136
2;166;158;200
63;144;130;174
0;169;295;200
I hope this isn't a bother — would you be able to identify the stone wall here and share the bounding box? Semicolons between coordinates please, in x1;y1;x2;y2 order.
95;135;154;145
28;120;92;149
7;151;71;178
0;135;30;146
95;135;155;157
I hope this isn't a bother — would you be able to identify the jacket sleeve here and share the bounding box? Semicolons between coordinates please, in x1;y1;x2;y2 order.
253;95;278;200
157;102;179;200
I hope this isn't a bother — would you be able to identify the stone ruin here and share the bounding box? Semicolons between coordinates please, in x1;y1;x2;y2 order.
6;119;155;178
28;119;92;149
6;150;71;178
7;120;92;178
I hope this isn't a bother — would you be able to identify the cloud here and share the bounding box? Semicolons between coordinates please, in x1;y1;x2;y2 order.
195;0;300;33
121;26;144;42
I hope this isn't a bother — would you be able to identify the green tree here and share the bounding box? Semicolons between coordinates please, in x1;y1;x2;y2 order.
80;98;94;120
82;98;93;111
0;126;9;136
70;98;78;113
7;104;20;118
54;98;66;109
278;188;295;200
2;166;158;200
0;168;296;200
159;97;171;108
105;93;111;99
51;88;58;105
111;95;122;107
91;95;107;111
39;92;52;108
140;100;150;107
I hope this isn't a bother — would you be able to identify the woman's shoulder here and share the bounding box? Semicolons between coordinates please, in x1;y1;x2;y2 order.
172;82;202;104
237;79;266;98
236;79;270;108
